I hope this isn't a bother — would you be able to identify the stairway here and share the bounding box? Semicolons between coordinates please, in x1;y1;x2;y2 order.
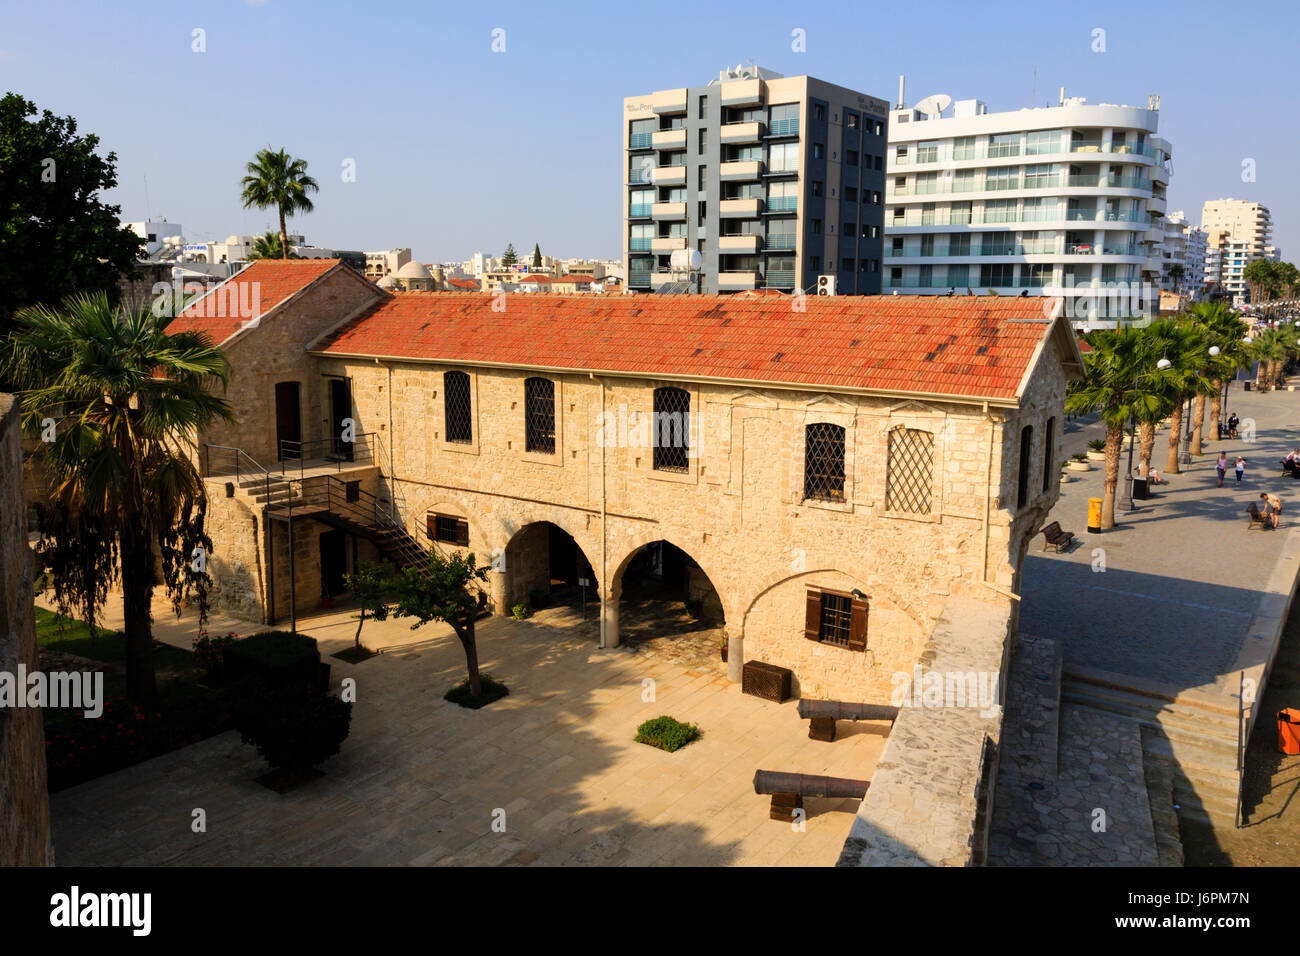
1061;666;1240;825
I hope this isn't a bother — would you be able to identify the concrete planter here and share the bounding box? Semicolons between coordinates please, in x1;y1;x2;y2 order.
1086;449;1106;461
1068;459;1092;472
1058;472;1073;483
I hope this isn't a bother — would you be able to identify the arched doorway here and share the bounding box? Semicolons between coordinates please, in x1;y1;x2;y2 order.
615;540;725;666
503;521;597;615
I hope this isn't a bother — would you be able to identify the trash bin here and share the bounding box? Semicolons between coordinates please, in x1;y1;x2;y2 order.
1279;709;1300;755
1244;381;1252;391
1087;497;1103;534
1133;476;1150;500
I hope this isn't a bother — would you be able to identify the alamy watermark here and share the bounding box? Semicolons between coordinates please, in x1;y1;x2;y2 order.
891;665;1000;717
0;665;103;717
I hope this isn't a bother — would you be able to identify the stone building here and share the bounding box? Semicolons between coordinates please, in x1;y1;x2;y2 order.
173;259;1081;703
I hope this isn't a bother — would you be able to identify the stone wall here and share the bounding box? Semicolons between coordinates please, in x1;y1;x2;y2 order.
0;393;52;865
837;595;1012;867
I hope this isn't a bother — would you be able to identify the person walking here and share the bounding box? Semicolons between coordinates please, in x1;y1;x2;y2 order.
1217;453;1229;487
1236;456;1247;485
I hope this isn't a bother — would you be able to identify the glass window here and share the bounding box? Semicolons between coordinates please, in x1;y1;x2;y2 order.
444;371;472;444
769;141;799;172
988;133;1021;157
652;387;690;472
1026;129;1060;155
524;378;555;454
952;136;976;161
804;423;846;501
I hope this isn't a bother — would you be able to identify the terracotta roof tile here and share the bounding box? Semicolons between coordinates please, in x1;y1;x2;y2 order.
313;293;1056;400
170;259;340;343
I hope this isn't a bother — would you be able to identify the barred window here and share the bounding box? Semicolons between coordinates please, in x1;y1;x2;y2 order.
652;387;690;472
1041;418;1055;493
803;588;867;651
804;423;846;501
524;377;555;454
885;426;935;514
444;371;472;444
427;513;469;546
1017;425;1033;509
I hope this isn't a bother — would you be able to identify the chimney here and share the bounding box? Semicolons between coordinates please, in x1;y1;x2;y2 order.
897;74;905;110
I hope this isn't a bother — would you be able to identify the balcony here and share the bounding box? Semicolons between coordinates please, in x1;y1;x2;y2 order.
765;196;798;213
651;236;686;252
1147;194;1167;214
718;271;759;290
651;165;687;185
651;202;686;220
628;238;653;252
765;269;795;287
650;89;687;114
720;121;764;144
720;198;762;218
720;160;764;181
651;128;686;150
628;203;652;219
765;233;796;251
720;78;764;107
628;132;653;150
718;234;761;253
767;118;799;137
627;165;654;185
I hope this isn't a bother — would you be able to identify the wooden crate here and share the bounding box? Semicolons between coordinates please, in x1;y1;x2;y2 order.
808;715;836;742
742;660;792;703
769;792;803;822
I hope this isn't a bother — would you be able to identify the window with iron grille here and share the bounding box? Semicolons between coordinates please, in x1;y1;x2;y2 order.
428;513;469;546
886;426;935;514
1041;418;1055;492
1017;425;1033;509
803;587;867;651
804;423;846;501
652;387;690;472
444;371;472;443
524;377;555;454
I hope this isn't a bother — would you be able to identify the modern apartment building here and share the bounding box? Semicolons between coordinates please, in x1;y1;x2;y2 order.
623;66;890;295
1200;199;1274;305
884;93;1173;323
1161;210;1207;299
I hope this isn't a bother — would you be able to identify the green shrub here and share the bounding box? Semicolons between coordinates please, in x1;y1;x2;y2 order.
223;630;323;690
635;715;701;753
444;673;509;709
1087;439;1106;452
233;680;352;771
511;603;530;620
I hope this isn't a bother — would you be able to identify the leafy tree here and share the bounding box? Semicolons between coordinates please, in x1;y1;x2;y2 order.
501;243;518;268
531;243;542;269
0;92;144;339
2;293;234;703
239;147;319;266
390;550;490;697
342;562;393;652
248;231;300;261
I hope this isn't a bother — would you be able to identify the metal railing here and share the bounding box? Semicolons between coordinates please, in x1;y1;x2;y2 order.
767;118;798;137
766;197;798;212
282;472;428;573
278;432;377;480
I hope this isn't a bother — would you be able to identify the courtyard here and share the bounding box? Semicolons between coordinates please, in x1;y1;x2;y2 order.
49;599;888;866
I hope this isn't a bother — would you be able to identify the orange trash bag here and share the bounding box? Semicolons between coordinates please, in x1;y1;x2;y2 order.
1278;708;1300;755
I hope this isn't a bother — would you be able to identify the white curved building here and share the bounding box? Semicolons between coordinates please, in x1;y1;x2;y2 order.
884;94;1172;324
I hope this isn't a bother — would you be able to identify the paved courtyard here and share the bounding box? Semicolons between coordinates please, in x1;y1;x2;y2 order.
1021;382;1300;693
50;604;887;866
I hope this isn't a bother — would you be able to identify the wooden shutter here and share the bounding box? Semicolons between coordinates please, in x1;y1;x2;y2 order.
847;596;869;652
455;519;469;546
426;514;438;540
804;589;822;642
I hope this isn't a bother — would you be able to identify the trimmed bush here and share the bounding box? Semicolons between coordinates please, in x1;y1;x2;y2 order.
444;673;509;709
511;603;530;620
635;715;701;753
234;679;353;771
223;630;323;690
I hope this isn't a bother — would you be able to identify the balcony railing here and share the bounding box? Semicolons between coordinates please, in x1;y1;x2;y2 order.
766;234;796;250
766;196;798;212
765;269;795;286
628;203;652;218
629;238;653;251
628;132;653;149
767;118;799;137
628;167;653;184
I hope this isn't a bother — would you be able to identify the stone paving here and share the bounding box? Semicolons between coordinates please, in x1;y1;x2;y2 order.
1021;382;1300;693
50;605;886;866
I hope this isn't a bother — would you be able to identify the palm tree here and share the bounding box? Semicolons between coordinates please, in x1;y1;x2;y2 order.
248;231;299;261
1143;319;1211;475
1249;326;1291;388
3;293;235;703
1066;326;1158;529
1191;302;1249;437
240;147;319;263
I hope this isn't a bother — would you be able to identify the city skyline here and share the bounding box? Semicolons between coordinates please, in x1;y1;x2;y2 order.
2;0;1294;263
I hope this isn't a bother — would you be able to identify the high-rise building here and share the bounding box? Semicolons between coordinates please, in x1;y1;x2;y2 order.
1162;210;1206;300
623;66;890;295
884;92;1173;323
1200;199;1273;306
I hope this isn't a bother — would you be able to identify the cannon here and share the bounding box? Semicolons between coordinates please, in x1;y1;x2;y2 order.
796;699;900;741
752;770;871;822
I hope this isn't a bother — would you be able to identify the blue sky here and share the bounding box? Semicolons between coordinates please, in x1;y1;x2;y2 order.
2;0;1295;262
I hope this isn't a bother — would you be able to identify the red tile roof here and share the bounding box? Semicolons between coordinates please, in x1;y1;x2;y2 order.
446;278;481;289
170;259;340;343
312;294;1073;401
556;274;594;283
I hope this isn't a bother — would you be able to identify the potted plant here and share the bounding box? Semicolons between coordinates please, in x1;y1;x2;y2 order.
1086;439;1107;461
1068;453;1091;472
1058;462;1073;483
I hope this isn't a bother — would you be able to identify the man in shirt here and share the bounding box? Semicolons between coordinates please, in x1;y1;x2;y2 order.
1262;492;1283;529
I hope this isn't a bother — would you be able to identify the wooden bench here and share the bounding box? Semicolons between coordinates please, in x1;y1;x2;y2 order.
1247;503;1266;530
1040;520;1075;552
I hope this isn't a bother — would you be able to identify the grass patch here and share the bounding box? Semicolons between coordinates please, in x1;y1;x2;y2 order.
35;606;121;660
635;715;701;753
444;673;509;709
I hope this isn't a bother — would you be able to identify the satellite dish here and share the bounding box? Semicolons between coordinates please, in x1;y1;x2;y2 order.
914;94;951;118
670;249;703;272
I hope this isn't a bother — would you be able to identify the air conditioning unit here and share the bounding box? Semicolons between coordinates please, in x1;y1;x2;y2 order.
817;275;836;296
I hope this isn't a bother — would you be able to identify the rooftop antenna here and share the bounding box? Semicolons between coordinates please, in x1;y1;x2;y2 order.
1059;86;1065;106
896;74;905;110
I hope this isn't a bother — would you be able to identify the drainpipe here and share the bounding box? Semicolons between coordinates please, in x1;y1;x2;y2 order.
980;400;1022;603
592;372;608;648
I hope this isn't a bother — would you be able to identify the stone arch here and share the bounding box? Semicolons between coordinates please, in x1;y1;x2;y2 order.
740;565;928;635
501;518;600;616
